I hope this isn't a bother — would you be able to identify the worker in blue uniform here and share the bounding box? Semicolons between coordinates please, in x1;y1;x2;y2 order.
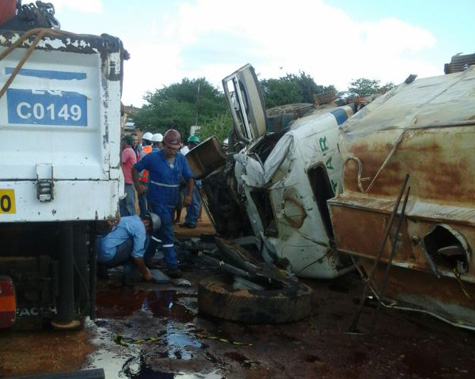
132;129;194;279
97;212;161;284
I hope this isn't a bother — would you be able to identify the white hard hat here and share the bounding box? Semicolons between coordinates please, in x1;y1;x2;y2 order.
151;133;163;143
223;138;228;146
142;132;153;141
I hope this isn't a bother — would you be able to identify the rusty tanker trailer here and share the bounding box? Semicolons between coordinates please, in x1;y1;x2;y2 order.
328;67;475;329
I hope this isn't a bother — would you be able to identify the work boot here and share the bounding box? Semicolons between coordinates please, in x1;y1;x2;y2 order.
179;222;196;229
167;268;182;279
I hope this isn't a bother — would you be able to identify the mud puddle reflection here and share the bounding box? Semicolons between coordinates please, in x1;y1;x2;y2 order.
83;286;220;378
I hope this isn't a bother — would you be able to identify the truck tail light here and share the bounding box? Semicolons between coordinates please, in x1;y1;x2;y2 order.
0;276;16;328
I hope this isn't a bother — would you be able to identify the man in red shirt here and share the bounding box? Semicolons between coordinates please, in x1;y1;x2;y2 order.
120;135;137;216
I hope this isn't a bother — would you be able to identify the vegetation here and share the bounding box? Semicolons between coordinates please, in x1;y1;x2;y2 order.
345;78;395;98
134;78;228;140
260;72;336;108
197;113;233;144
133;72;394;142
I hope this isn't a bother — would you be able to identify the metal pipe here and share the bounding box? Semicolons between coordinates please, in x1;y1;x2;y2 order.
198;251;252;278
368;186;411;338
348;173;409;333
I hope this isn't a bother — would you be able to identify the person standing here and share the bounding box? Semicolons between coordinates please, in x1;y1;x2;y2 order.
181;135;201;229
120;135;137;216
131;133;140;160
174;140;189;224
132;129;194;278
137;132;154;216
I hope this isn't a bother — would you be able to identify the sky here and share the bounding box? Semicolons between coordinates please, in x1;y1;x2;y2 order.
49;0;475;107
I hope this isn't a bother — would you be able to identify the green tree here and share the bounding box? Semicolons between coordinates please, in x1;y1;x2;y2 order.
260;77;303;108
346;78;395;99
198;112;233;143
134;78;228;139
133;71;341;143
260;71;336;107
288;72;336;104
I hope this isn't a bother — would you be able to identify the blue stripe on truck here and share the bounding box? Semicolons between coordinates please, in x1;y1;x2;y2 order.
330;108;349;125
6;68;86;80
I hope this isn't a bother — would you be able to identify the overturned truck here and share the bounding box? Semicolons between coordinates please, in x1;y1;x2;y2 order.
188;64;357;281
188;64;367;323
328;67;475;329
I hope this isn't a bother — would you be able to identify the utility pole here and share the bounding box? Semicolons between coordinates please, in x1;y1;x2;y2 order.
195;82;200;128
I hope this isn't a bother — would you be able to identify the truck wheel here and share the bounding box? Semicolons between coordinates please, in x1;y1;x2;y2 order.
198;274;313;323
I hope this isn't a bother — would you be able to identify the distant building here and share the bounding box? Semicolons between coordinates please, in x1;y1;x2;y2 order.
121;105;141;135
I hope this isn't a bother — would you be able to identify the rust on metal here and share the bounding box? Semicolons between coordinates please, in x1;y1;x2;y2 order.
281;197;307;229
329;68;475;328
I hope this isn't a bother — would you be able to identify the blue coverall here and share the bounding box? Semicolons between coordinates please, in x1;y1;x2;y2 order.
134;149;193;270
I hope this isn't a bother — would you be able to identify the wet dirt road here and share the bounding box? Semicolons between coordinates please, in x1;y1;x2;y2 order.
1;218;475;378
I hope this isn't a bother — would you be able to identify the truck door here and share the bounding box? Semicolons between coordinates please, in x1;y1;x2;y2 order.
222;64;267;144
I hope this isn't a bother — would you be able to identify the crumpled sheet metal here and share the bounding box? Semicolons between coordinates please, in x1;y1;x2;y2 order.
340;67;475;141
234;105;355;279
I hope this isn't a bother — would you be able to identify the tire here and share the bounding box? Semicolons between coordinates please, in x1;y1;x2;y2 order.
198;274;313;323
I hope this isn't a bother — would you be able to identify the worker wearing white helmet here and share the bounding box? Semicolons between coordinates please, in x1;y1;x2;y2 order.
142;132;154;142
151;133;164;151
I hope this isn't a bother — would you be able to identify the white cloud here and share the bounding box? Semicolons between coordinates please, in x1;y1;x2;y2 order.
118;0;440;106
122;40;184;107
52;0;102;13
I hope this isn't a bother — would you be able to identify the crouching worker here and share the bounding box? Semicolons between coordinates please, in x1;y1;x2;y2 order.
97;212;161;284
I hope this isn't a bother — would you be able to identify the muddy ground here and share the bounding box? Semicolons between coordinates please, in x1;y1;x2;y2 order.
1;217;475;378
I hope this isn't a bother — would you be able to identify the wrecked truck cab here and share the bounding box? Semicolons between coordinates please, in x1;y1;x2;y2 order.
190;64;356;279
232;104;356;279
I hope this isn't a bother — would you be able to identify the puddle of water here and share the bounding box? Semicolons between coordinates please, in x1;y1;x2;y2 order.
166;330;202;357
96;288;195;323
86;294;207;378
142;290;195;323
89;285;219;378
125;355;223;379
123;355;175;378
96;288;148;318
